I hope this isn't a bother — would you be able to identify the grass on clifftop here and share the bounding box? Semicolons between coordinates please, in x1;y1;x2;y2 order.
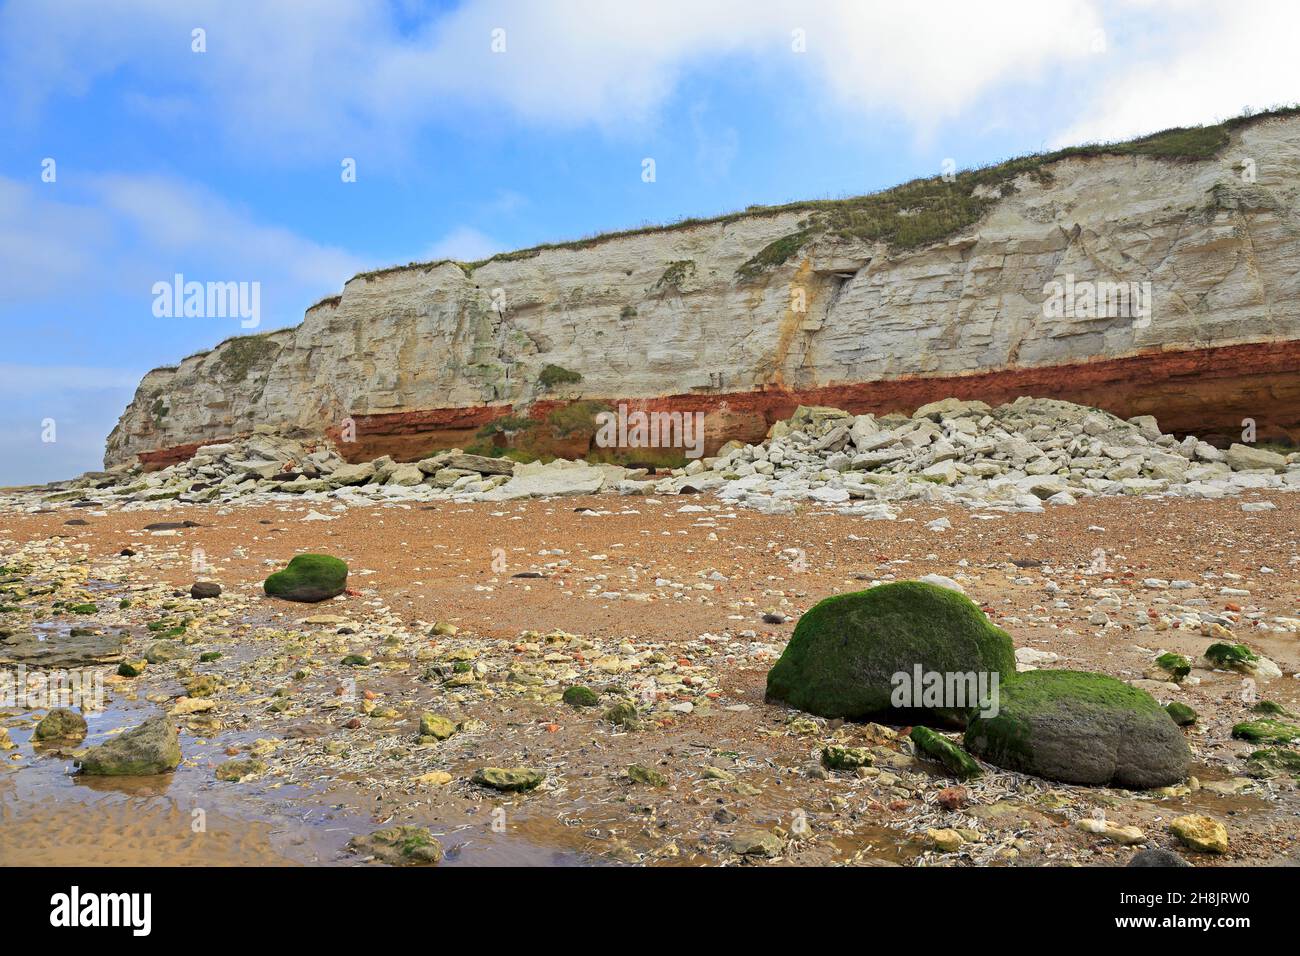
352;105;1300;285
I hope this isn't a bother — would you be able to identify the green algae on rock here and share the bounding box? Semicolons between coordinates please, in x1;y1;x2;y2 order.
1165;701;1197;726
1231;718;1300;745
1155;653;1191;680
1203;642;1258;671
764;581;1014;721
417;713;457;742
821;745;874;771
76;713;181;776
347;825;443;866
562;685;599;707
964;670;1190;788
626;764;667;786
34;707;87;742
263;554;348;603
1245;748;1300;779
910;725;982;779
472;767;545;792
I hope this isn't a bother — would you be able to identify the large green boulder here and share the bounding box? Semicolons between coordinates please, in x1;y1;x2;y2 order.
76;713;181;776
263;554;348;603
764;581;1015;721
964;670;1190;788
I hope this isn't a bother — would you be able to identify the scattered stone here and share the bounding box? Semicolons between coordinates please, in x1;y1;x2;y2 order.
190;581;222;599
730;830;784;858
1169;814;1229;854
215;757;267;782
417;713;457;742
821;745;874;771
1076;818;1146;845
626;764;667;786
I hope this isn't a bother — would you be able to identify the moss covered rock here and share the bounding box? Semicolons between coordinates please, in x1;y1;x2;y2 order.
77;713;181;776
34;707;87;742
263;554;348;603
1245;748;1300;779
764;581;1015;721
562;685;599;707
626;764;667;786
821;745;874;771
1165;701;1197;726
1154;653;1191;680
348;825;443;866
964;670;1190;788
1203;642;1257;671
910;725;982;779
1231;718;1300;745
472;767;545;792
417;713;457;742
215;757;266;782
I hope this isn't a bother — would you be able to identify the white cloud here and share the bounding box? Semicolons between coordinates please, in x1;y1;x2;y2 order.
424;226;503;262
1049;0;1300;147
0;364;143;394
0;0;1111;152
0;173;365;309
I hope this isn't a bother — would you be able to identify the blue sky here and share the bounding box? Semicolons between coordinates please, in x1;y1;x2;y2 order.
2;0;1297;485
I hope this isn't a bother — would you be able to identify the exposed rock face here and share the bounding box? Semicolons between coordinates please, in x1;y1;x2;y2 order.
107;114;1300;468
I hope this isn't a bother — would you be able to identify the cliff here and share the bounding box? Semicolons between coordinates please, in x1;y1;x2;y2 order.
106;109;1300;469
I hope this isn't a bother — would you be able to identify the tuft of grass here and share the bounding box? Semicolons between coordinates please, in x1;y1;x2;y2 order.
344;107;1300;289
537;364;582;390
216;333;281;383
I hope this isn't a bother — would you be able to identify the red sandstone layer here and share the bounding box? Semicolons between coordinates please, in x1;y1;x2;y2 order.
136;339;1300;468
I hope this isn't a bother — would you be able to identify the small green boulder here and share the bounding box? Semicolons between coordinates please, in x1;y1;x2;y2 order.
1245;749;1300;779
1165;701;1197;726
215;757;266;782
1155;653;1191;680
472;767;545;792
627;764;667;786
34;707;87;742
562;685;599;707
348;825;443;866
263;554;349;603
603;701;640;729
821;745;874;771
417;713;457;742
1204;642;1257;671
910;725;982;779
77;713;181;776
